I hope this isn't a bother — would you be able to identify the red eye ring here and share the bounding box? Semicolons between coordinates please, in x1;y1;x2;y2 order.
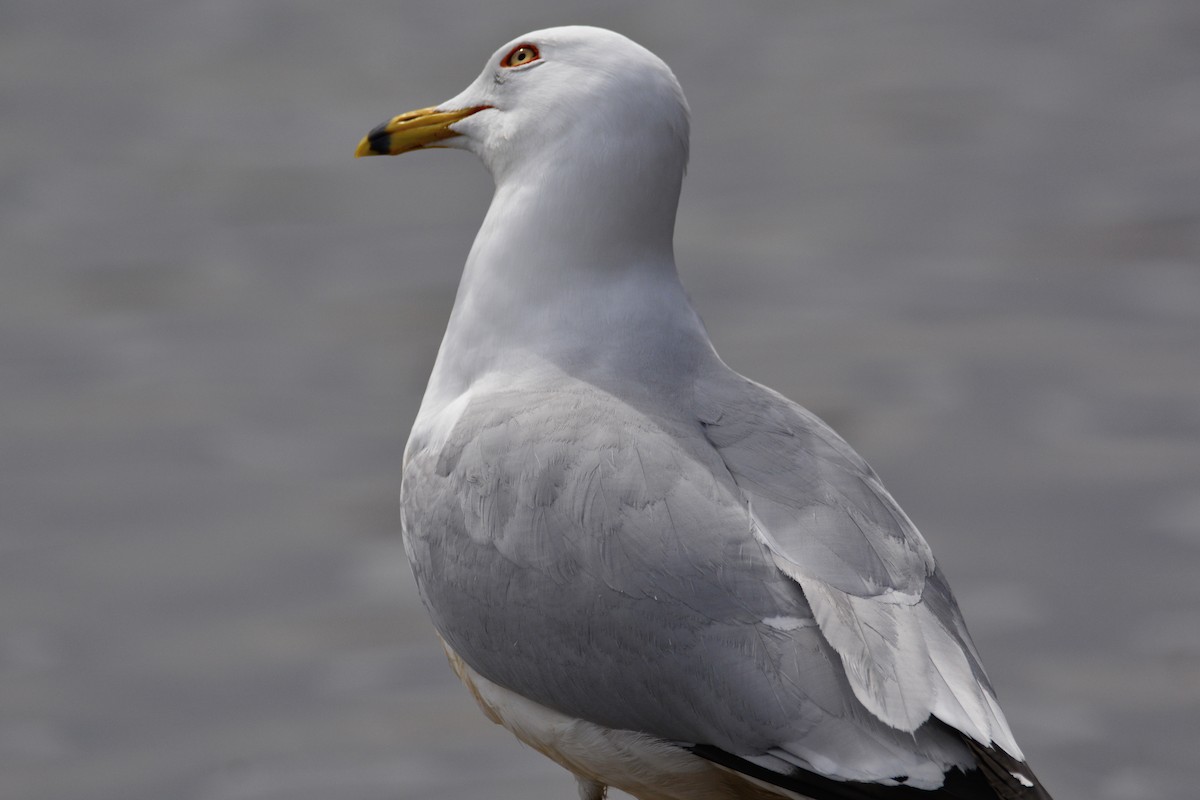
501;43;540;68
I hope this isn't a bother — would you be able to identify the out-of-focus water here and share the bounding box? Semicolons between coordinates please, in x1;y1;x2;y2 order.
2;2;1198;799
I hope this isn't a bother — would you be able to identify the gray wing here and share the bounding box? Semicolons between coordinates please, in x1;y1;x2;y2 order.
694;369;1022;759
402;375;985;786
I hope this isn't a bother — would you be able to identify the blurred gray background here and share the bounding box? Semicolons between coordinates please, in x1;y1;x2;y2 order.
3;1;1199;799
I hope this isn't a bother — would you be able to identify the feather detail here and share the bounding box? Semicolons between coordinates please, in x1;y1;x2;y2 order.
697;371;1023;758
963;740;1053;800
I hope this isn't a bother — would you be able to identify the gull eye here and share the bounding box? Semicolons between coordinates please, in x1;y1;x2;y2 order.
501;44;540;68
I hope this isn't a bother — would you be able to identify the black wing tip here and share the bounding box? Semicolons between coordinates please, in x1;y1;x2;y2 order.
687;742;1053;800
962;739;1054;800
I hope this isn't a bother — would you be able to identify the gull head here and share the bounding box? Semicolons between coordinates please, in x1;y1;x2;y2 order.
355;26;690;184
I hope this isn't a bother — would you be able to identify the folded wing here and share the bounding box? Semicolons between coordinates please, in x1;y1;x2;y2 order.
695;371;1022;759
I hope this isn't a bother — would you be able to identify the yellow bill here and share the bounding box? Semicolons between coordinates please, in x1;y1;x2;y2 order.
354;105;490;157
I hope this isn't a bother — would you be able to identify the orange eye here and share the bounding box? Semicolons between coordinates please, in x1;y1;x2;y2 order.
501;43;540;68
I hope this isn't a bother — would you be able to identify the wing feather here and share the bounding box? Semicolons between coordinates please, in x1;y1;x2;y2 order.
696;371;1022;758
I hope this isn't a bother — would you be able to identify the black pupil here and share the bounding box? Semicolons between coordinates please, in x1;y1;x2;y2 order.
516;50;528;61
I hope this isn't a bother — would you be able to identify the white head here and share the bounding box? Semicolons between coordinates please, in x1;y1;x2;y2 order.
357;26;690;189
445;26;689;181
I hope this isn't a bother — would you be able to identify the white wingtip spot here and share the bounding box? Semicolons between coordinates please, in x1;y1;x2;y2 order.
1012;771;1034;788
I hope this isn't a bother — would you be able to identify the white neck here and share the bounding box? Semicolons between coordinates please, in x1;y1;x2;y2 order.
416;145;715;422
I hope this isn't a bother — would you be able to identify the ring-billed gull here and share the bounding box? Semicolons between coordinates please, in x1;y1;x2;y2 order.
356;25;1053;800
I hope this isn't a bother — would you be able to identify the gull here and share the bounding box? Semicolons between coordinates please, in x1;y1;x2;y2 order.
356;25;1053;800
